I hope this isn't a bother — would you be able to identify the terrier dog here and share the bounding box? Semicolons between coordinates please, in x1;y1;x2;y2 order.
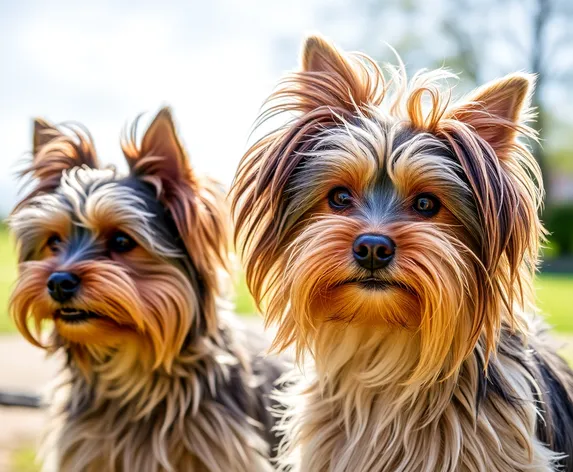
232;35;573;471
10;108;282;472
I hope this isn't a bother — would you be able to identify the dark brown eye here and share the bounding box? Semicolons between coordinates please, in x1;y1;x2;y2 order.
46;235;62;254
413;194;440;217
109;231;137;253
328;187;353;211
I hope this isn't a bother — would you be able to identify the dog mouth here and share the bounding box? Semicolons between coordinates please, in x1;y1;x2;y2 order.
341;277;408;291
53;308;102;323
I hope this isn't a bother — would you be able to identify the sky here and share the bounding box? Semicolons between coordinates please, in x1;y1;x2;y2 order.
0;0;321;215
1;0;570;215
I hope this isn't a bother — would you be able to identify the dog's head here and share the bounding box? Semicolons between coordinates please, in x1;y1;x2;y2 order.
10;108;228;371
232;35;543;382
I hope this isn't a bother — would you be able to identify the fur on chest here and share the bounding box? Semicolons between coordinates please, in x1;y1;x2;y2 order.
46;396;271;472
275;330;573;472
42;340;278;472
279;379;555;472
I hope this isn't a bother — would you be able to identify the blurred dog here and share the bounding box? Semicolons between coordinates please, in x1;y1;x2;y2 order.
10;108;282;472
232;35;573;471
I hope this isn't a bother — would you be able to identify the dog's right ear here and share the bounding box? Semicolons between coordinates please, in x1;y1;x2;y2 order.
122;107;229;335
33;118;61;154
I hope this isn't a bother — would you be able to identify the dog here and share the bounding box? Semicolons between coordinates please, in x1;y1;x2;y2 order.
232;35;573;471
9;107;283;472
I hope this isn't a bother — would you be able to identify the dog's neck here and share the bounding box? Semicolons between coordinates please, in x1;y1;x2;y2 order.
57;324;244;416
309;325;459;409
276;320;552;472
46;319;276;472
54;298;240;403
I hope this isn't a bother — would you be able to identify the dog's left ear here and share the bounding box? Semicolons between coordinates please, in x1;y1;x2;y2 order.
445;73;534;160
123;108;229;331
124;107;192;187
31;118;100;170
302;35;356;80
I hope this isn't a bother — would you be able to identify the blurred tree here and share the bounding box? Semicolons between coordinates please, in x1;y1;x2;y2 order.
437;0;573;205
314;0;573;205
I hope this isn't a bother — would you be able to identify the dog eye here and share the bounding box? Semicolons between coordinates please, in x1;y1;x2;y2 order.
46;235;62;254
328;187;353;211
109;231;137;253
413;194;440;217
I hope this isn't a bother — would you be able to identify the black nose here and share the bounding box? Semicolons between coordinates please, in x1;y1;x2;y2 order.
47;272;81;303
353;233;395;270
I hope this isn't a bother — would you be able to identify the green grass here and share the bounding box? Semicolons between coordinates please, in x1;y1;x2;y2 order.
10;445;39;472
536;274;573;332
0;228;17;333
233;272;256;315
0;228;570;333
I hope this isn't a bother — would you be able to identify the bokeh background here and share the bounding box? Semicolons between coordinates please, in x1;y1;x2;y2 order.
1;0;572;470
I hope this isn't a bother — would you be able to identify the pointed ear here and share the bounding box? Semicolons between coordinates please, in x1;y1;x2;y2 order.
297;34;381;113
17;119;99;207
33;118;62;154
302;35;355;77
445;73;534;159
124;107;192;185
122;107;229;334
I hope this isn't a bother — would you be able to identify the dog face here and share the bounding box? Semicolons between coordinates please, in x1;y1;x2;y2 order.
233;36;543;382
10;109;228;370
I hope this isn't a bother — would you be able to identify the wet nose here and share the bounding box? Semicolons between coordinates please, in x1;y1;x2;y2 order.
352;233;395;270
47;272;81;303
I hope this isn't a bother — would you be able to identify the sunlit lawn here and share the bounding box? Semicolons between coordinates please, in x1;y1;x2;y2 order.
10;445;38;472
535;275;573;333
0;229;18;333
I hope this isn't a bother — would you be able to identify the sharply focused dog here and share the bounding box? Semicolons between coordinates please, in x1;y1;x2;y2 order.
232;35;573;471
9;108;283;472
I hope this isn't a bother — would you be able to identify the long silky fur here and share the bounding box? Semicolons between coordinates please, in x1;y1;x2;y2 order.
232;36;573;471
39;315;281;472
10;110;283;472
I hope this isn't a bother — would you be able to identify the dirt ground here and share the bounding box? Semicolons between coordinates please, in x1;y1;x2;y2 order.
0;336;61;471
1;331;572;472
